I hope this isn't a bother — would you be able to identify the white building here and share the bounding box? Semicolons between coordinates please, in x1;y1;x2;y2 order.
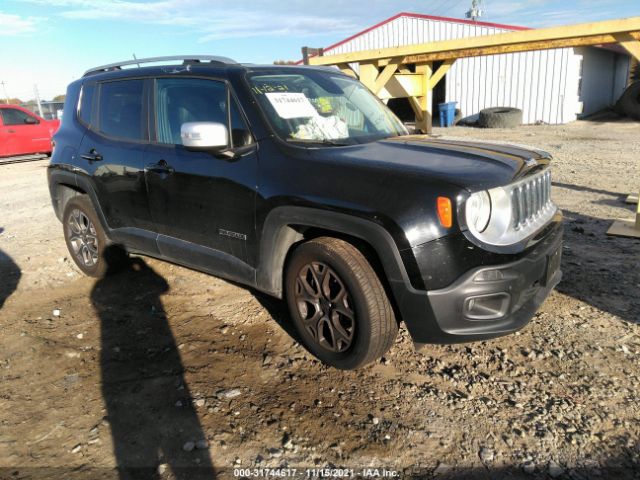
308;12;632;125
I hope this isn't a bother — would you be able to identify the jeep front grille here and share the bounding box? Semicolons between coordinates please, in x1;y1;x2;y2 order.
511;170;552;231
464;166;557;248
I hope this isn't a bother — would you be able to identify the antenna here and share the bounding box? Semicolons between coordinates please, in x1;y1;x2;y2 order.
466;0;483;21
33;85;44;117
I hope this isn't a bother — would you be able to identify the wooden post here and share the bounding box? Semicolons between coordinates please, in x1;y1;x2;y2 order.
607;33;640;237
607;192;640;238
301;47;324;65
629;57;638;85
415;63;433;134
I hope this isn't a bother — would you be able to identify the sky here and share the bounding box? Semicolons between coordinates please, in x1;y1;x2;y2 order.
0;0;638;101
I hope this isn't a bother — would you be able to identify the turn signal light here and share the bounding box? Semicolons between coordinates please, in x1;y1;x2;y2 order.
437;196;453;228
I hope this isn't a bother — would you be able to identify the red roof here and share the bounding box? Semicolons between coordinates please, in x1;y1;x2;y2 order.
297;12;529;64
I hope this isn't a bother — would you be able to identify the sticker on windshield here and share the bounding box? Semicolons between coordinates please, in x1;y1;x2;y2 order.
266;92;318;119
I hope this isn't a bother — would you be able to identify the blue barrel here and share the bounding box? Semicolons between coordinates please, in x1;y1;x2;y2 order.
438;101;457;127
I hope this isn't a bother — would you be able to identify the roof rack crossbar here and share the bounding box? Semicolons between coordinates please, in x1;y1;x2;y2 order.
83;55;237;77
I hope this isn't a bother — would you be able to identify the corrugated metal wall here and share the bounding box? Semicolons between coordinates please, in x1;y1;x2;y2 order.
324;16;590;124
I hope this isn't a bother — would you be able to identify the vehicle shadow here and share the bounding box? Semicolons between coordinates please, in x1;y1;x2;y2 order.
249;290;303;345
552;181;629;199
0;228;21;311
91;247;216;479
557;209;640;324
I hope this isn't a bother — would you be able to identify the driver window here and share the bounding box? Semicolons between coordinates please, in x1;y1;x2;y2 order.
155;78;227;145
1;108;38;126
155;78;252;147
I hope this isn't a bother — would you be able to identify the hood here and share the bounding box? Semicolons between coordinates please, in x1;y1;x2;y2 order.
308;135;551;191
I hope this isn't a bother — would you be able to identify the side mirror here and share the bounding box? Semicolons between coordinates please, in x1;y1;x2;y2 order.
181;122;228;151
24;117;38;125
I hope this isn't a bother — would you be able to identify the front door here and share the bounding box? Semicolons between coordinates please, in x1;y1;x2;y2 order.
144;77;258;276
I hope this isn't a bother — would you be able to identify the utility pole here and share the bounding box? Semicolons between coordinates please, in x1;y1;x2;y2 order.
33;84;44;117
466;0;483;21
1;81;9;104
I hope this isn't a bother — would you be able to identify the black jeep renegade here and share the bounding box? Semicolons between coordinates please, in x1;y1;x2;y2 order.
48;56;563;369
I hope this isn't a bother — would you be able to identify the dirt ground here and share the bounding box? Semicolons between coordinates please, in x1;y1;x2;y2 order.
0;118;639;480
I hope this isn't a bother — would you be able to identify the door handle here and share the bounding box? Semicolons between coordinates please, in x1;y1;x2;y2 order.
7;129;15;134
145;159;174;175
81;148;103;161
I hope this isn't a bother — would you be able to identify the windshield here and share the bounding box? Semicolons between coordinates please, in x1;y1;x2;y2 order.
247;70;407;145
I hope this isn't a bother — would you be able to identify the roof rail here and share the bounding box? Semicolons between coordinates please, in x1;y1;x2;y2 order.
83;55;237;77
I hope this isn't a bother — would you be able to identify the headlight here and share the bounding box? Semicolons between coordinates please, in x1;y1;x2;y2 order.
466;190;491;233
463;170;557;248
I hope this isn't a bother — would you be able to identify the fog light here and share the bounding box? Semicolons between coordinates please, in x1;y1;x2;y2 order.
464;293;510;320
474;269;504;282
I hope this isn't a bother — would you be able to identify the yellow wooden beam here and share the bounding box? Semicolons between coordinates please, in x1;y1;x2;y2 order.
337;63;357;78
415;63;433;134
407;97;424;124
615;32;640;61
371;58;402;94
405;32;640;63
428;59;455;89
309;16;640;66
377;74;425;99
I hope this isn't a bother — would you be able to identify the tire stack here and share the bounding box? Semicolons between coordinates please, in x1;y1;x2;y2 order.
616;82;640;120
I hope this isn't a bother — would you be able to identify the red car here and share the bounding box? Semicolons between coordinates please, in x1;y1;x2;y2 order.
0;105;60;157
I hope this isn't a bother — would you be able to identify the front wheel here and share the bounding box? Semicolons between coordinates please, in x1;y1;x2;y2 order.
285;237;398;370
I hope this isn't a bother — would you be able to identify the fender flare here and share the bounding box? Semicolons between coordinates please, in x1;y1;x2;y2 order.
49;169;111;235
256;206;416;299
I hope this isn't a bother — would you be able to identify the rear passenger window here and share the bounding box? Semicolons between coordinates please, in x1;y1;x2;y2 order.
78;83;95;127
98;80;145;141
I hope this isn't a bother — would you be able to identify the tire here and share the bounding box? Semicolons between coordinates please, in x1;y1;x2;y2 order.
62;195;126;277
616;82;640;120
285;237;398;370
479;107;523;128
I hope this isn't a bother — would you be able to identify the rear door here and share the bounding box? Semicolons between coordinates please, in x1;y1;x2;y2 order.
144;76;258;277
77;78;156;251
0;107;50;156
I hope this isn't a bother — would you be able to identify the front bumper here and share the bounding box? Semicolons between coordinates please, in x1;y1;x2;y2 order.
394;213;563;346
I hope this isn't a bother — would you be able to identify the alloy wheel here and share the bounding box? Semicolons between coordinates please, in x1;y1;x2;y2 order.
67;208;99;267
294;261;355;353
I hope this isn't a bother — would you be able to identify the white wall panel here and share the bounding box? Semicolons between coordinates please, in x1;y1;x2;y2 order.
323;14;626;124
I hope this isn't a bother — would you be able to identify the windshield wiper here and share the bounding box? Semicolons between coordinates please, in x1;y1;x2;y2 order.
285;138;351;147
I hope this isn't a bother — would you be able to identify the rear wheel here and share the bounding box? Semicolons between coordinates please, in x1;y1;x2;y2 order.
62;195;126;277
285;237;398;370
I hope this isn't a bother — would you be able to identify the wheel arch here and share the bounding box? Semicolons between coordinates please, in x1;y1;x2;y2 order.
49;170;110;234
256;207;415;321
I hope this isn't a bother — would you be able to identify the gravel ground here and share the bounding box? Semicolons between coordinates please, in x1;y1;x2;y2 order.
0;118;639;480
